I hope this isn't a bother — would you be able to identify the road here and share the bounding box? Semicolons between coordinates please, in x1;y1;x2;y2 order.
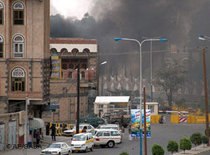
1;123;209;155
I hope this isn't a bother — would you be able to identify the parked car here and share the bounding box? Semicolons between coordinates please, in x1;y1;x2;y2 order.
98;124;121;131
40;142;71;155
93;129;121;148
71;133;94;153
63;124;94;137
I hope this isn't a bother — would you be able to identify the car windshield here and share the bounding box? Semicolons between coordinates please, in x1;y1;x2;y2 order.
73;135;87;141
48;144;61;148
73;126;84;130
100;126;119;130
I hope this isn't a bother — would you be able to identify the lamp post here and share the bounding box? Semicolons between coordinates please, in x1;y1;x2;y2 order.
97;61;107;96
198;35;210;146
114;37;167;155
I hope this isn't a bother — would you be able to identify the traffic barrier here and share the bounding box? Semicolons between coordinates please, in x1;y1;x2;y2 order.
151;115;161;123
178;112;188;123
171;115;179;123
187;115;196;123
196;116;206;124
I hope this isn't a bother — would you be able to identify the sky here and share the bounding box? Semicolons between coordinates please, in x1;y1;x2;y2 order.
51;0;94;19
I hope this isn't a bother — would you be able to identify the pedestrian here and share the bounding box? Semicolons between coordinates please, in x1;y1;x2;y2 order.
51;124;56;141
35;130;41;147
46;123;50;135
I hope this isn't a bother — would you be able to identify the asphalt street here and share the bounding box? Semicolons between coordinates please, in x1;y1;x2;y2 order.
1;123;210;155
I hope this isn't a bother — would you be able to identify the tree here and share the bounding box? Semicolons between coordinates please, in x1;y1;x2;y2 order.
180;137;192;153
156;61;185;109
190;132;202;149
119;152;129;155
167;140;178;154
152;144;164;155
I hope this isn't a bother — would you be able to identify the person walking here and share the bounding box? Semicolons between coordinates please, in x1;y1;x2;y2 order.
51;124;56;141
35;130;41;147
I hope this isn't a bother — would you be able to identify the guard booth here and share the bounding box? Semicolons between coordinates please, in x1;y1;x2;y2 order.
94;96;130;117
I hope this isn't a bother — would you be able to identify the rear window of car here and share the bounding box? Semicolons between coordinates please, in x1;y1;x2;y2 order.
111;131;120;136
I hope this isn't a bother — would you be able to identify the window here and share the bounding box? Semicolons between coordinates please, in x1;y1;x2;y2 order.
13;34;24;58
68;71;72;78
0;35;3;58
81;71;85;79
0;2;4;25
11;67;25;91
111;131;120;136
96;132;102;137
13;2;24;25
103;132;110;136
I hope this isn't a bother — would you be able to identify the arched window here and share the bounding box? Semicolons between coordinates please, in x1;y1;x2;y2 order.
13;2;24;25
0;35;4;58
0;2;4;25
83;48;90;54
11;67;25;91
71;48;79;55
13;34;24;58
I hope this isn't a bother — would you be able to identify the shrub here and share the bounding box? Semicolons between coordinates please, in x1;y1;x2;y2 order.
167;140;178;154
190;132;202;149
180;137;192;153
119;152;129;155
152;144;164;155
202;135;208;145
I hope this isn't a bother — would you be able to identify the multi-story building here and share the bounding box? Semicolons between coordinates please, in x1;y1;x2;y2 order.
44;38;98;123
0;0;50;117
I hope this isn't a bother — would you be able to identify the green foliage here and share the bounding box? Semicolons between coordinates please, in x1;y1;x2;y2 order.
180;137;192;153
201;135;208;144
190;132;202;147
152;144;165;155
119;152;129;155
167;140;178;154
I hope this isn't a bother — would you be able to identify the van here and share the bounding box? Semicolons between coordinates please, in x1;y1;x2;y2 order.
93;129;121;148
71;133;94;153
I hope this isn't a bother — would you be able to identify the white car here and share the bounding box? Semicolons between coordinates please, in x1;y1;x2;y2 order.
40;142;71;155
71;133;94;153
98;124;120;131
93;129;121;148
63;124;94;137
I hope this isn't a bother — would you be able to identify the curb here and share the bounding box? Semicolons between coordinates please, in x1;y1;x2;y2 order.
174;144;210;155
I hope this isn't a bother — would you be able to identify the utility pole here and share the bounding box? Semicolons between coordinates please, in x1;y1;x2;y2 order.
76;64;80;134
143;87;147;155
202;48;209;146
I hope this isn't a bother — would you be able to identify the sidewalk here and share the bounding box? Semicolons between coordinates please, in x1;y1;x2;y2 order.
174;144;210;155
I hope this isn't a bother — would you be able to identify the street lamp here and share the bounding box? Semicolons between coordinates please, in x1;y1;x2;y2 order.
114;37;167;155
98;61;107;96
198;34;210;146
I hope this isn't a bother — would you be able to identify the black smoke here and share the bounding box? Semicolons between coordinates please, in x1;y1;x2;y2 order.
50;0;210;77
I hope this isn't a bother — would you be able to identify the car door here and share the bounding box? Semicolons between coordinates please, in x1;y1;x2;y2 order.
61;144;67;154
103;131;111;144
95;131;103;145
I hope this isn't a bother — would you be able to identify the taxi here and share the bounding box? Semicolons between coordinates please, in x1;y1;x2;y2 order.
93;129;121;148
71;133;94;153
63;124;94;137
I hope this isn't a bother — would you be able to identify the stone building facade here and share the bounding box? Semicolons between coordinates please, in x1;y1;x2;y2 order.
45;38;98;123
0;0;50;117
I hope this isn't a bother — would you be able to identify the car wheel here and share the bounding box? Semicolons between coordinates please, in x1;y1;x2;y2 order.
68;150;71;155
107;141;115;148
58;152;61;155
90;146;93;152
72;150;75;153
84;147;88;153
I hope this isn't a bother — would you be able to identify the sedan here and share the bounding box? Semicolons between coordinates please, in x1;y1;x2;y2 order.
40;142;71;155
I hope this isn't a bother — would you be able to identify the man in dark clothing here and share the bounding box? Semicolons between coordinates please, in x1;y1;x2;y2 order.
35;130;41;147
51;124;56;141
